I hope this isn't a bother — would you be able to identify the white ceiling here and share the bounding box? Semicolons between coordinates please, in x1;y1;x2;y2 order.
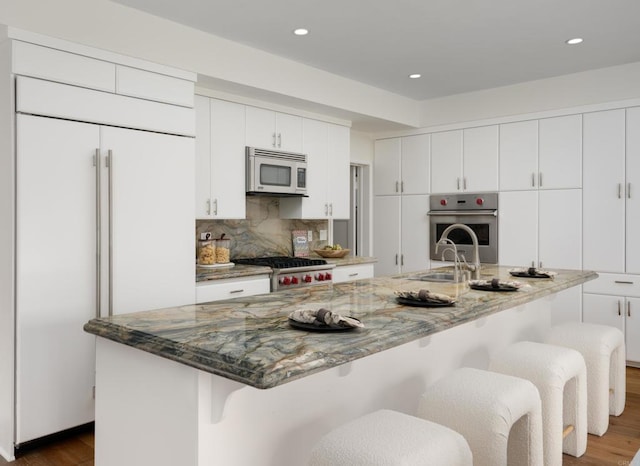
111;0;640;101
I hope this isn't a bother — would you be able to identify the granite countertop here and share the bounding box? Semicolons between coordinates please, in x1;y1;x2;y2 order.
85;265;596;389
195;256;377;282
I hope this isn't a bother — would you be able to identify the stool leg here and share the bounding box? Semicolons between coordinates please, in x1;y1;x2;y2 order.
610;345;626;416
562;374;587;457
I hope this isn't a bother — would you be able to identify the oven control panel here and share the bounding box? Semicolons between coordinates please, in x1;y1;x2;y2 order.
275;270;333;290
431;192;498;211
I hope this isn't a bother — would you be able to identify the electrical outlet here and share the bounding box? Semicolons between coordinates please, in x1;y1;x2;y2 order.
200;232;212;240
307;230;313;241
320;230;327;241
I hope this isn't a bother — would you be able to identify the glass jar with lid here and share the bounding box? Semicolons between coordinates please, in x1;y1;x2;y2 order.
198;240;216;265
215;236;231;263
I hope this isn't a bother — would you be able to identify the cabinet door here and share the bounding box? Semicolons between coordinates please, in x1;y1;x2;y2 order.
327;123;350;219
583;109;626;273
195;95;212;218
401;194;430;273
374;138;401;195
105;127;195;315
626;107;640;273
302;118;329;218
245;106;276;150
275;112;303;152
463;125;498;192
16;115;98;443
538;114;582;189
582;293;624;332
373;196;401;276
538;189;581;269
498;191;538;267
626;297;640;363
401;134;430;195
210;99;246;219
499;120;538;191
431;130;462;194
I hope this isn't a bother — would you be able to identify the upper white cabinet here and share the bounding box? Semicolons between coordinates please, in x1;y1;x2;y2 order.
499;115;582;191
245;106;302;152
280;119;350;219
626;107;640;274
582;109;626;273
374;134;430;196
431;126;497;194
195;96;246;219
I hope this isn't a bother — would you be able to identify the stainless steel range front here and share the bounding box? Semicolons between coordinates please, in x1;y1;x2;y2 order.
234;256;336;291
428;192;498;264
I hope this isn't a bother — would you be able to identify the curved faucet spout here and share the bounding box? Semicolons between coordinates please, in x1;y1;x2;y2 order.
438;223;481;279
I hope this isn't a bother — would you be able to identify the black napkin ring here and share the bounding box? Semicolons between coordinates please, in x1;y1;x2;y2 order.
491;278;500;288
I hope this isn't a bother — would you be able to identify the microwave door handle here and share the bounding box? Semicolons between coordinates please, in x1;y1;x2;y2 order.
427;210;497;217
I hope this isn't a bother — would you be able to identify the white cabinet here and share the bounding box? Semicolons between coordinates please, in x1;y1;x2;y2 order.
332;264;375;283
279;120;350;219
499;115;582;191
15;114;194;443
373;194;429;276
195;96;246;219
583;273;640;363
374;134;430;196
583;109;626;273
626;107;640;274
196;276;270;304
245;106;302;152
431;126;498;194
499;189;582;269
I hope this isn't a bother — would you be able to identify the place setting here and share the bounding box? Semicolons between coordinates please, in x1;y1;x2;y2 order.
288;307;364;331
394;289;456;307
468;277;524;292
508;266;557;279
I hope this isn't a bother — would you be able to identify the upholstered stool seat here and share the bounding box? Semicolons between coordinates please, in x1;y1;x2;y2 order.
547;322;625;436
308;409;472;465
489;341;587;466
417;367;543;466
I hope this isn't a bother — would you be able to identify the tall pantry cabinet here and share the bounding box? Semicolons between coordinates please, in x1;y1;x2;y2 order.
0;29;197;459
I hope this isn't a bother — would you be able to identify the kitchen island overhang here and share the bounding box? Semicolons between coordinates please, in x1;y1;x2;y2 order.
84;266;596;466
84;266;596;390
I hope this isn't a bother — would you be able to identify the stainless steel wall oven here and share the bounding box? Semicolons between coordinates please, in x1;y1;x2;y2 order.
428;193;498;264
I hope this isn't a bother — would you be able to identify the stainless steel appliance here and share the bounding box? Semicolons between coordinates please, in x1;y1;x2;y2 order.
234;256;335;291
246;146;308;196
428;192;498;264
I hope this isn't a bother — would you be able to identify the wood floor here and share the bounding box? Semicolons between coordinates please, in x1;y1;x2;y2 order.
1;367;639;465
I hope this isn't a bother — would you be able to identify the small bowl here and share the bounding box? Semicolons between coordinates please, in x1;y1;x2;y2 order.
314;248;351;258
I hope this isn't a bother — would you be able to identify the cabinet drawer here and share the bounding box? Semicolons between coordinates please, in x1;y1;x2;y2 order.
333;264;374;283
196;275;270;303
116;66;194;107
583;272;640;297
13;41;116;92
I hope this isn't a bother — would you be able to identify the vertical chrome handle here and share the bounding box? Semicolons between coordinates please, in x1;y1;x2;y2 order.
618;183;622;199
463;177;467;190
628;183;632;199
395;254;398;265
531;173;536;187
277;133;282;148
531;260;535;267
207;199;211;215
539;261;543;268
617;300;621;316
272;133;276;147
457;177;461;190
329;203;333;216
213;199;218;215
401;254;404;266
324;203;328;216
94;149;101;318
401;181;404;193
628;301;631;317
539;172;543;187
107;150;114;317
395;181;399;193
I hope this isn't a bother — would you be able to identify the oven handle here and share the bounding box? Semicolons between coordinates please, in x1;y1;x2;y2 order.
427;210;497;217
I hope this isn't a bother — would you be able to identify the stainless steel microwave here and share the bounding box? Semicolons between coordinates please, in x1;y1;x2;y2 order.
246;146;308;196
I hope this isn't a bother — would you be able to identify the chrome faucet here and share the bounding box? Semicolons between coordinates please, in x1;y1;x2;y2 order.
437;223;481;279
435;238;467;283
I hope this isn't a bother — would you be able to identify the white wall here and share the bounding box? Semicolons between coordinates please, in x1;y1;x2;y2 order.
419;61;640;129
0;0;420;129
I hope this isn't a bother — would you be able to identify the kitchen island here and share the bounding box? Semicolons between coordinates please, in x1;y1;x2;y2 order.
84;266;595;466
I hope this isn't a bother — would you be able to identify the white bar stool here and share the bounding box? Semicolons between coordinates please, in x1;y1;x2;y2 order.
417;367;543;466
308;409;472;466
489;341;587;466
546;322;626;436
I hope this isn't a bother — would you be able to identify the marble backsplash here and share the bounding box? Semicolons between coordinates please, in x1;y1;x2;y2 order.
196;196;329;259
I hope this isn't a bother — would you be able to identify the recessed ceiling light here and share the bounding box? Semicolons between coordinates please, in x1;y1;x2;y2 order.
566;38;583;45
409;73;421;79
293;28;309;36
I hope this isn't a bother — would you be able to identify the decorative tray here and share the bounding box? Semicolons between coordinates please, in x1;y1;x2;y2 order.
288;317;361;332
196;262;235;269
395;297;455;308
314;249;351;258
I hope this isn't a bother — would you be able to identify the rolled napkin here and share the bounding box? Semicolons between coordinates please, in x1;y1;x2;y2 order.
394;289;455;304
288;308;364;328
469;278;522;289
508;267;557;279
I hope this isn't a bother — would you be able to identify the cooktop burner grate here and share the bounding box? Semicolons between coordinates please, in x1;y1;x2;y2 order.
234;256;327;269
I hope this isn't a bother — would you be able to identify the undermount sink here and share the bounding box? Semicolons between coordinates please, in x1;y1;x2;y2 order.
407;271;460;283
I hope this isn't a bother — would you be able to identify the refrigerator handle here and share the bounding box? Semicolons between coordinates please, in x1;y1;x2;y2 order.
107;150;114;317
94;149;101;318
